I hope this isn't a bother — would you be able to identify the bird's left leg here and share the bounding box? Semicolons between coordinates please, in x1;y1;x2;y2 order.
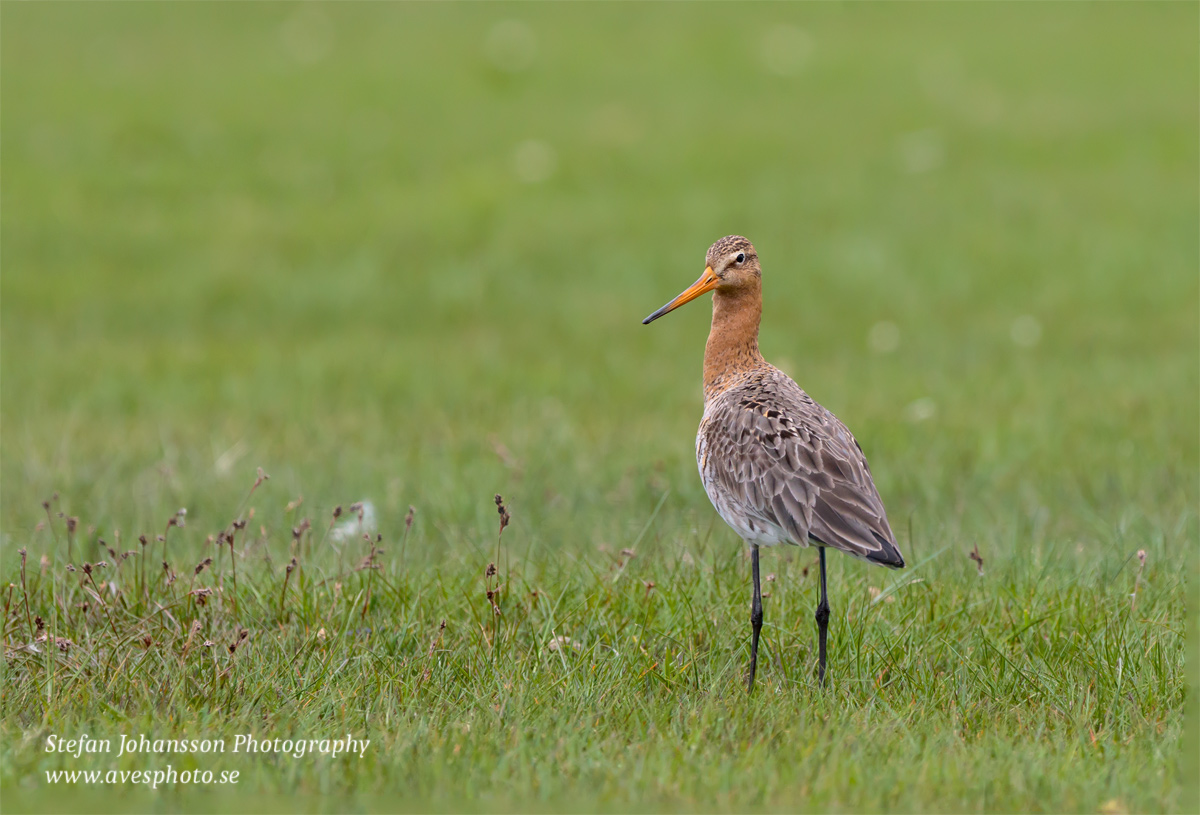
748;544;763;692
815;546;830;686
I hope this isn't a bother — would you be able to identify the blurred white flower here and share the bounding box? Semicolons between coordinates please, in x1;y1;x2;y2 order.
917;53;966;105
905;397;937;423
485;20;537;73
897;129;944;174
214;439;248;476
331;501;377;544
547;635;581;653
838;234;888;274
587;103;642;148
280;6;334;65
760;25;814;76
868;320;900;354
513;139;557;184
1010;314;1042;348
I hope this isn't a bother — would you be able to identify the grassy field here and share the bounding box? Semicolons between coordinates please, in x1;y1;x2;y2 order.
2;3;1197;812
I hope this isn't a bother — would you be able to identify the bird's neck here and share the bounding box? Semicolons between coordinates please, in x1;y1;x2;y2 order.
704;285;766;402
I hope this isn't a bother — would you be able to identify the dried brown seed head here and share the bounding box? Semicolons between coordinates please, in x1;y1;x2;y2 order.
968;544;985;576
494;495;511;531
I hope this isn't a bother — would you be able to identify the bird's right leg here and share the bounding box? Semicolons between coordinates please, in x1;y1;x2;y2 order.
748;544;763;692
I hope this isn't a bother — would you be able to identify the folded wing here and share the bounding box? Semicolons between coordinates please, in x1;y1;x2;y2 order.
701;373;904;568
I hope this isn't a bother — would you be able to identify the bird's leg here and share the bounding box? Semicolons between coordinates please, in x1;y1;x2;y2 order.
748;544;763;692
815;546;830;686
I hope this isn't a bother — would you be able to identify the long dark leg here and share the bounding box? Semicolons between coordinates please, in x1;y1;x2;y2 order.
815;546;830;686
748;544;763;692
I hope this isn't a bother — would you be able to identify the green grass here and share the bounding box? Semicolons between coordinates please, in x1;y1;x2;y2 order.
2;3;1196;812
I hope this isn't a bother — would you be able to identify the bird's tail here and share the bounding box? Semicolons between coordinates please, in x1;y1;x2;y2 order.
865;532;905;569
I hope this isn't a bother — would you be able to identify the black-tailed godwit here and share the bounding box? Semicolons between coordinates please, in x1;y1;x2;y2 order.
643;235;905;690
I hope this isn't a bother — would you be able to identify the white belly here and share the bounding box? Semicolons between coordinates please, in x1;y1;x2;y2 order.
696;424;798;547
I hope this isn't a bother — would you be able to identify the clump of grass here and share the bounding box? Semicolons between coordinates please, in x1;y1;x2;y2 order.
1;466;1190;813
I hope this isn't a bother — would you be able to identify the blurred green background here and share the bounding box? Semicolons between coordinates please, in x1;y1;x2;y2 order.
4;3;1195;546
2;2;1197;810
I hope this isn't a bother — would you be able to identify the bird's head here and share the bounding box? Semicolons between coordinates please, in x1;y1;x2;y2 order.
643;235;760;325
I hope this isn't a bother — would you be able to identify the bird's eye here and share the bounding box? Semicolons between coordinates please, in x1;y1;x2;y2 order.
735;252;746;264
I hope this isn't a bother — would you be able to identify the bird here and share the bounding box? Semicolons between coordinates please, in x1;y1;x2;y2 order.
642;235;904;690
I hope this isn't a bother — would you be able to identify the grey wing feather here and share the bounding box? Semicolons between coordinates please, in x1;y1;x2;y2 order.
703;370;904;568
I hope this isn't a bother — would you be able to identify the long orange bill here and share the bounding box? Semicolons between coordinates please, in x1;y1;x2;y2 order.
642;266;719;325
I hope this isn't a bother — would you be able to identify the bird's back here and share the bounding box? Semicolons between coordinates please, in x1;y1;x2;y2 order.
697;364;904;568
